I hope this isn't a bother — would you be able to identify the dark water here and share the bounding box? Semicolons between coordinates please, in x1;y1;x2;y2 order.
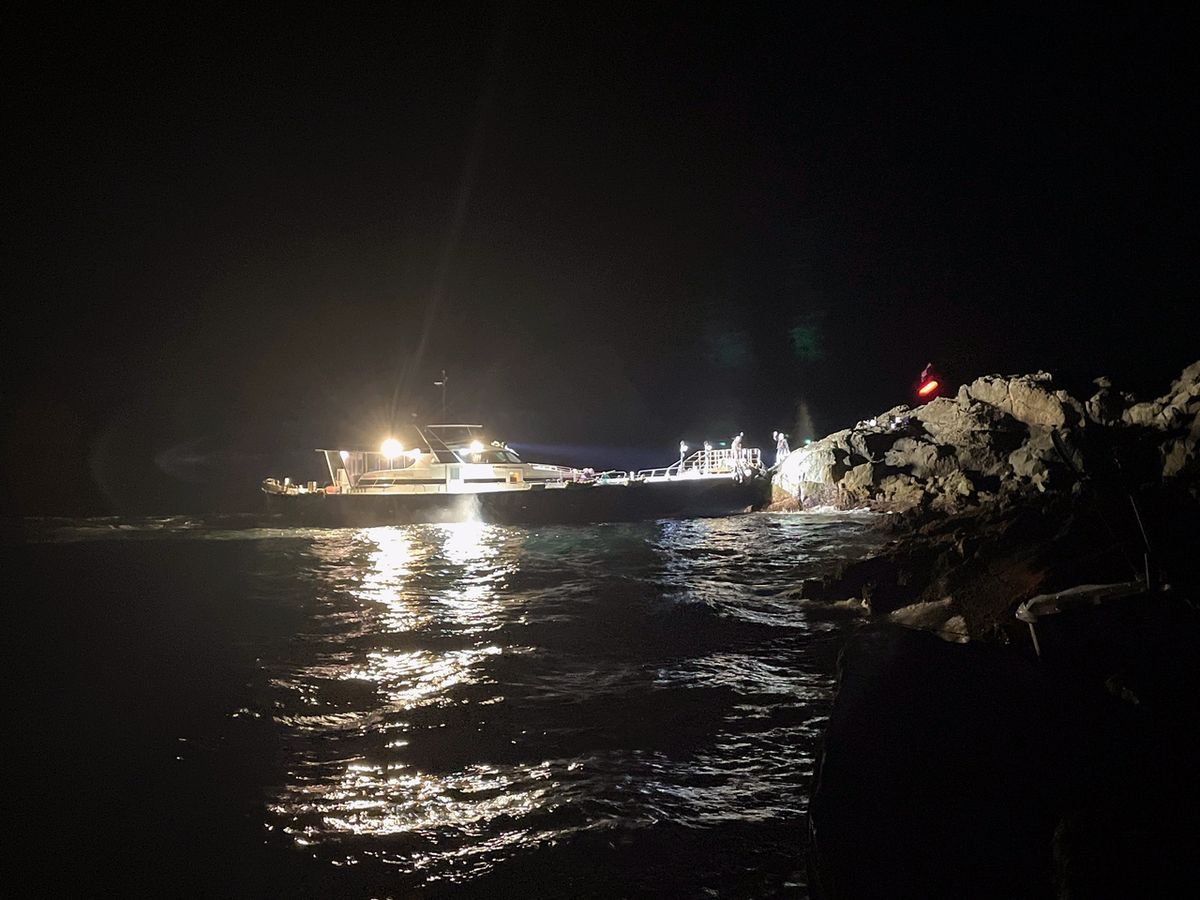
8;512;881;897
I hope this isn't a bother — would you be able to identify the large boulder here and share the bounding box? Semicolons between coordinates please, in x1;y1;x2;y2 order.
1122;360;1200;430
910;398;1025;478
1006;426;1071;492
839;462;883;502
1163;360;1200;413
887;598;968;641
1085;376;1132;426
884;437;930;468
958;371;1085;429
1162;413;1200;480
925;470;975;514
775;439;850;501
1008;445;1049;490
845;428;900;463
953;437;1018;480
1081;363;1199;432
1123;401;1165;428
883;437;951;478
876;472;927;511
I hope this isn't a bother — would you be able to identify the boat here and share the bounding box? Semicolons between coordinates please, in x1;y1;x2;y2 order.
261;424;768;525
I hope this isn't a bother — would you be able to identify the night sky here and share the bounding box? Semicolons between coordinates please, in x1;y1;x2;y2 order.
4;7;1196;514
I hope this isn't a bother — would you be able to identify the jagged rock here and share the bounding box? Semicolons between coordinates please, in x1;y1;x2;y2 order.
1161;438;1193;479
1008;446;1049;489
1162;413;1200;479
845;428;899;463
1085;383;1126;426
883;437;954;478
1123;401;1164;428
771;363;1199;512
801;368;1200;899
959;371;1085;429
928;470;975;513
1006;426;1070;491
911;398;1023;478
913;396;1014;434
775;441;849;499
1166;360;1200;405
938;469;974;497
840;462;880;500
877;473;927;510
1111;362;1200;431
952;440;1014;480
886;598;968;641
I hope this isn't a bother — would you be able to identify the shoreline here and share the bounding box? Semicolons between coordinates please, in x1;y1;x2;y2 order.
778;362;1200;897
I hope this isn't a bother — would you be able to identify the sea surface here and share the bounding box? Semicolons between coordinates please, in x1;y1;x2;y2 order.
8;512;883;897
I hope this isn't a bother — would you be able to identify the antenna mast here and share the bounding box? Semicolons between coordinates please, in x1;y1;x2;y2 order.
433;369;448;420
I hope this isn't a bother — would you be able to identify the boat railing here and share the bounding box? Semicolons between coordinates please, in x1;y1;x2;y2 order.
639;466;675;479
663;447;761;477
529;463;587;482
590;448;762;484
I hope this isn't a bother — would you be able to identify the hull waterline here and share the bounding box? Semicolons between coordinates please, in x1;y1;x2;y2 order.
265;477;768;526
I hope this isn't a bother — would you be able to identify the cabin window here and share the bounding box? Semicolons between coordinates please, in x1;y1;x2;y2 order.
462;449;521;464
358;478;395;487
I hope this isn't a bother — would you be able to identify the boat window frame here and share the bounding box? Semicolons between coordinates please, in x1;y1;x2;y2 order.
460;449;522;464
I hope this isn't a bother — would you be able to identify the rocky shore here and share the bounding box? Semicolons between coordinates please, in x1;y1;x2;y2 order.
775;362;1198;519
774;362;1200;898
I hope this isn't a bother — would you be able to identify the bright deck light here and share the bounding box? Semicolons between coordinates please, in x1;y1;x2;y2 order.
381;438;403;458
469;440;484;453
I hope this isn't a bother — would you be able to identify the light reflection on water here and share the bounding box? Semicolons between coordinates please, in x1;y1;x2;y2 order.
253;513;882;890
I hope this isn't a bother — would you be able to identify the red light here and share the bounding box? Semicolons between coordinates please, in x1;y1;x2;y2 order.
917;379;940;397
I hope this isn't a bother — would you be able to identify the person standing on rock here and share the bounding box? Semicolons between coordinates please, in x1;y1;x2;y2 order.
917;362;941;400
774;430;790;468
731;432;744;462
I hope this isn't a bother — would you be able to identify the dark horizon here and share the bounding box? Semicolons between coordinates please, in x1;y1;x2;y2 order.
4;7;1196;515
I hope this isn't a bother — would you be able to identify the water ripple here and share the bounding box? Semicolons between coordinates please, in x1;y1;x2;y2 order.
19;511;882;895
246;513;880;891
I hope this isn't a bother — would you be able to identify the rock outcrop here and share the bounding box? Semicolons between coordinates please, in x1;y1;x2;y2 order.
799;363;1200;900
781;361;1200;644
773;361;1200;512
